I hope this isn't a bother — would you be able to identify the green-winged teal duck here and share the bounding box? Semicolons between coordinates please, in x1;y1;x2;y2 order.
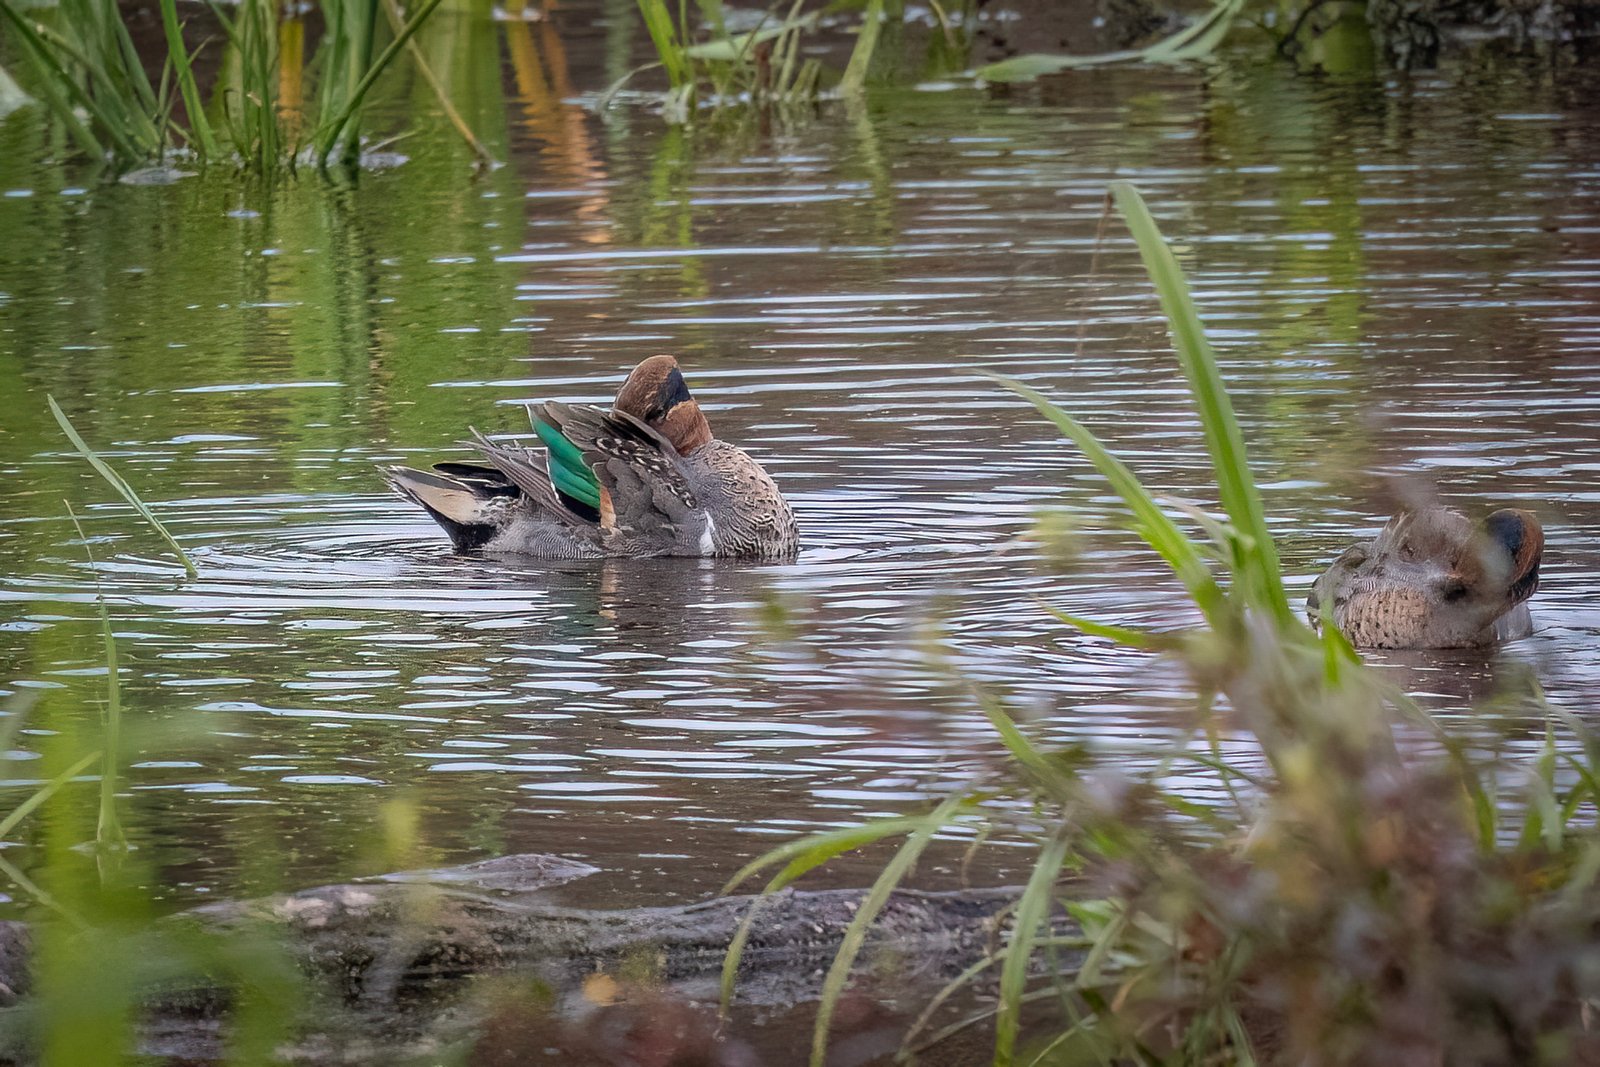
386;356;798;560
1307;506;1542;649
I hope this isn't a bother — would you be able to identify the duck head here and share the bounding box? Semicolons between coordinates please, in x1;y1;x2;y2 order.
1307;506;1543;649
612;354;713;455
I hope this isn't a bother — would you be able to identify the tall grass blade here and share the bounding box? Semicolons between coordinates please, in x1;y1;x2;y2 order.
718;815;955;1015
809;793;966;1067
0;853;85;927
106;2;160;116
47;395;198;578
996;827;1073;1064
1146;0;1244;59
157;0;219;157
637;0;692;88
1036;600;1178;651
380;0;494;166
996;376;1226;624
0;751;102;842
1108;181;1291;623
719;813;947;897
54;0;161;153
974;0;1242;82
0;6;111;157
684;11;817;62
840;0;884;93
66;504;128;852
316;0;448;167
93;584;127;853
973;687;1078;801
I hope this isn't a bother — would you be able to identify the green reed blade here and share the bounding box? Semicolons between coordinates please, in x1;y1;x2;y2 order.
157;0;219;158
110;5;160;115
996;826;1073;1065
379;0;494;166
996;376;1226;625
972;686;1078;802
48;396;198;578
67;504;128;853
0;852;87;928
1150;0;1244;59
93;580;126;851
1035;600;1178;651
974;0;1241;82
719;813;945;897
1109;182;1291;623
0;751;102;842
685;6;815;61
637;0;692;89
57;0;163;153
718;815;942;1015
901;951;1002;1055
0;5;110;157
809;793;966;1067
840;0;883;93
315;0;447;167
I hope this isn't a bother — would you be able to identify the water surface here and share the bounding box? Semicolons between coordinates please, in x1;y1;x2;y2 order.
2;25;1599;909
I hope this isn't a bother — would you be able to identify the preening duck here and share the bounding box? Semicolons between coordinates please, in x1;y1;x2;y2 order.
1307;506;1542;649
386;355;798;560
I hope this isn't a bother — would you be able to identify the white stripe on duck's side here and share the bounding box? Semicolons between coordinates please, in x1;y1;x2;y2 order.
699;514;717;556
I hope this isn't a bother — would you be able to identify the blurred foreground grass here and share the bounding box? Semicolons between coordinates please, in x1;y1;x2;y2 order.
724;185;1600;1067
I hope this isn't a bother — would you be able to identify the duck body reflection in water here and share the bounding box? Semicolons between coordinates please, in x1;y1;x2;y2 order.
386;356;798;561
1308;506;1543;649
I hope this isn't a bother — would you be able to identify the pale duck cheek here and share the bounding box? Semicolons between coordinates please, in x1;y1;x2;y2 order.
699;514;717;556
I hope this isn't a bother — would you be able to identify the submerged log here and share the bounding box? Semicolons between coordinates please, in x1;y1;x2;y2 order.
0;856;1031;1065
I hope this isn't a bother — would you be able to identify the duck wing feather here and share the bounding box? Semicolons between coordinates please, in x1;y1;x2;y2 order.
536;401;704;554
467;429;597;532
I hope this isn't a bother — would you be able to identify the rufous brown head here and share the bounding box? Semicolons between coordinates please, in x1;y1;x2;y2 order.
612;355;712;454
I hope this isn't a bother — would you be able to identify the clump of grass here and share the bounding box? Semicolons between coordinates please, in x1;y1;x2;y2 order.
973;0;1246;83
623;0;868;123
0;0;181;162
47;396;196;578
0;0;477;173
722;183;1600;1066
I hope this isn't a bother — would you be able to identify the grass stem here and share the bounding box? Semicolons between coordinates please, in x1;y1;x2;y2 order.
47;396;197;578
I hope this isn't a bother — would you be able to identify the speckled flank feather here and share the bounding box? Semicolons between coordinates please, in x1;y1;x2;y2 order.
386;355;798;561
1307;506;1542;650
680;441;797;558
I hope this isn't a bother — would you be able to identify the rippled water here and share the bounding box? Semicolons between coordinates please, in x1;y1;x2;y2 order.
2;26;1599;910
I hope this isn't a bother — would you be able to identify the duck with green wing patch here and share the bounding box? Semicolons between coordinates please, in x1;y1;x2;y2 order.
386;356;798;560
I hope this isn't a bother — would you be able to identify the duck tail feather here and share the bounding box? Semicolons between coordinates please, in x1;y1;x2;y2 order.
384;465;508;551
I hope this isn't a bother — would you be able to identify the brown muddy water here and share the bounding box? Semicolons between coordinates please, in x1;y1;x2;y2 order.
2;16;1599;915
